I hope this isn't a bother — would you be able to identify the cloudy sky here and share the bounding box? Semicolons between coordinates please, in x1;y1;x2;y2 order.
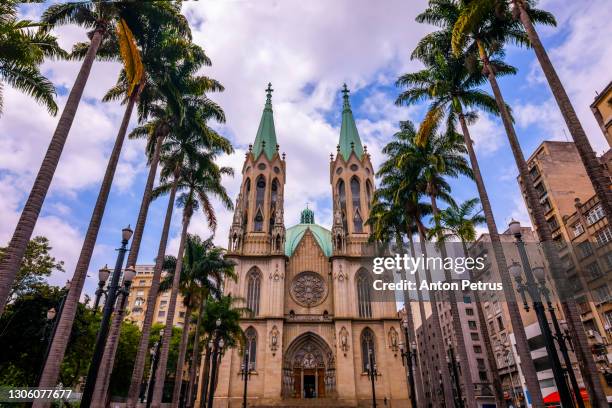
2;0;611;298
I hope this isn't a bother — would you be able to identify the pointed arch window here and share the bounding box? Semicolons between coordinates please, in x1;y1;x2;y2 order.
270;178;279;229
366;180;373;210
254;209;264;232
361;328;376;373
244;178;251;226
246;268;261;316
254;176;266;231
337;180;348;231
245;326;257;370
351;177;362;232
357;269;372;318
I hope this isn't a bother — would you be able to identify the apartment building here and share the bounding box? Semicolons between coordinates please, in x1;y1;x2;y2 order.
124;264;187;329
591;81;612;148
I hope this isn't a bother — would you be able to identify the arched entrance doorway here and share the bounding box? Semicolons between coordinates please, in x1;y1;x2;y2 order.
282;332;336;399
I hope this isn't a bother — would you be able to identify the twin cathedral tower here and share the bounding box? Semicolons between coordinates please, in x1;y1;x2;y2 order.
208;84;408;407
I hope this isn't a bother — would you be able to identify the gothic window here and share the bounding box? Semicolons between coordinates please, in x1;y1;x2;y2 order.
351;177;363;232
357;269;372;318
244;178;251;226
361;328;376;372
254;175;266;231
366;180;373;210
270;178;279;229
245;326;257;370
337;180;347;231
246;268;261;316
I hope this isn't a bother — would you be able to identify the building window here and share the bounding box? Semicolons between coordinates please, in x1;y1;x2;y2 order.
337;180;347;231
547;216;559;231
159;300;167;308
361;328;376;372
351;177;363;233
595;227;612;246
473;345;482;353
586;204;605;225
139;280;146;285
179;311;185;318
463;295;472;304
471;332;479;341
254;176;266;231
158;311;165;318
366;180;373;210
245;326;257;370
541;198;552;214
468;320;477;330
573;223;585;237
479;371;488;382
586;262;603;280
578;241;594;258
497;316;505;331
534;181;546;197
465;308;474;316
605;252;612;270
529;165;540;179
137;290;144;296
356;269;372;318
593;285;610;304
246;268;261;316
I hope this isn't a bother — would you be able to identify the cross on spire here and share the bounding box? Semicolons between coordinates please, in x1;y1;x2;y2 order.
342;83;349;98
266;82;274;99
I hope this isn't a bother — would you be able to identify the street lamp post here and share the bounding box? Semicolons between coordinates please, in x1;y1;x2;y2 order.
538;272;586;408
366;348;378;408
496;342;520;408
508;219;575;408
93;265;110;314
207;318;224;408
447;346;464;408
38;280;70;384
81;226;134;408
241;349;251;408
145;329;164;408
400;320;417;407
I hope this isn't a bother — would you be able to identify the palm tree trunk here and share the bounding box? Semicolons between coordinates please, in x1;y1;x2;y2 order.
479;41;607;407
457;113;517;407
198;345;212;408
126;172;179;408
94;129;164;407
186;300;205;408
172;303;192;407
0;28;105;316
151;209;192;408
400;232;426;406
428;193;477;408
514;0;612;222
416;223;455;408
33;73;133;408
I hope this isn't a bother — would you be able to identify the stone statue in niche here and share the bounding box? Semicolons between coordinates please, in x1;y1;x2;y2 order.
339;326;349;356
388;327;399;356
270;325;279;355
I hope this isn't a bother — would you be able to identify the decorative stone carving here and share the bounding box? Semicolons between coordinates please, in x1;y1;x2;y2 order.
339;326;349;356
388;327;399;356
290;271;327;307
270;325;279;355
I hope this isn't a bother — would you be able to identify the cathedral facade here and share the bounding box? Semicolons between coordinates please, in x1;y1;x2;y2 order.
211;84;409;407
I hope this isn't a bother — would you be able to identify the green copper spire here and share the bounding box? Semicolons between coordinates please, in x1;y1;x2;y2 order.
252;83;278;160
338;84;364;161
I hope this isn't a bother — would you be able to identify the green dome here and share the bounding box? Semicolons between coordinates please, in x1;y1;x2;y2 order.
300;206;315;224
285;223;332;258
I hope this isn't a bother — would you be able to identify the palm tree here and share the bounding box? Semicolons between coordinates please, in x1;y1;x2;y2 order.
126;106;231;407
197;295;248;408
396;35;515;407
454;0;612;223
0;0;66;115
150;152;233;408
422;1;607;404
428;198;505;406
0;0;173;318
400;120;478;408
185;244;236;408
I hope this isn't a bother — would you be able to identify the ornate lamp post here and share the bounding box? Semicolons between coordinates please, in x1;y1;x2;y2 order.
447;345;464;408
207;318;224;408
241;349;251;408
366;347;378;408
93;265;111;314
81;226;134;408
508;219;575;408
399;320;417;407
145;329;164;408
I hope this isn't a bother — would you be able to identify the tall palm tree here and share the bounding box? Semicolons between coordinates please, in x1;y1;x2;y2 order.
454;0;612;223
150;152;233;408
400;120;478;408
421;1;607;404
126;106;231;407
0;0;66;115
428;198;505;406
0;0;173;318
397;35;515;407
91;42;225;406
197;294;248;408
185;244;236;408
